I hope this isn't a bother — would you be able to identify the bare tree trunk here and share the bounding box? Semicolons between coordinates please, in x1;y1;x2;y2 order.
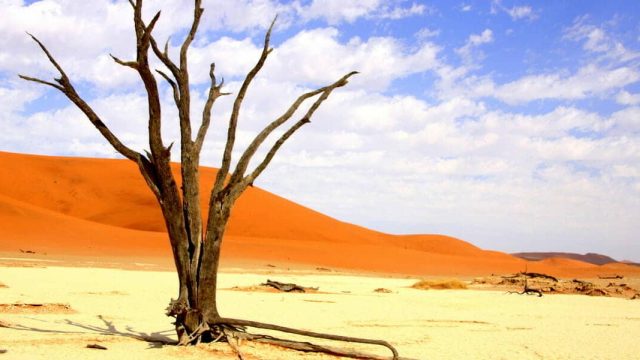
20;0;401;358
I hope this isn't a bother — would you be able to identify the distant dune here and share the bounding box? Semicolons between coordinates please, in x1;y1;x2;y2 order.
1;151;639;278
512;252;618;266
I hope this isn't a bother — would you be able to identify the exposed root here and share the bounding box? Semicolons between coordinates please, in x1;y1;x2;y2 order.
223;327;245;360
237;332;411;359
171;316;403;359
217;317;400;359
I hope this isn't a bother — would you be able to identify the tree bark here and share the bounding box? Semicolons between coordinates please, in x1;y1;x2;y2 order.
21;1;401;358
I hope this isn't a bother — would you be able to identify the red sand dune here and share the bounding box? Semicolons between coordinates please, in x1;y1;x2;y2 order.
1;151;638;278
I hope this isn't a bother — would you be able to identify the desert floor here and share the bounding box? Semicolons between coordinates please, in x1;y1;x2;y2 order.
2;261;640;360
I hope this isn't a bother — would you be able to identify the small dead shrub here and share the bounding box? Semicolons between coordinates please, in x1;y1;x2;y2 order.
374;288;392;293
411;279;467;290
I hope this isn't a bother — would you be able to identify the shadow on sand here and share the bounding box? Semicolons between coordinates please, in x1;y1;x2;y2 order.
2;315;175;349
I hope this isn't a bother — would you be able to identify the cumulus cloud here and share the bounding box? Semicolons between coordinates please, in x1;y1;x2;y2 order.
3;0;640;260
264;28;440;91
441;64;640;105
616;90;640;105
564;16;640;63
493;65;639;104
293;0;428;24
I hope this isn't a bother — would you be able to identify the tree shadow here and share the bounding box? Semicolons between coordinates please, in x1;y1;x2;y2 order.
3;315;175;349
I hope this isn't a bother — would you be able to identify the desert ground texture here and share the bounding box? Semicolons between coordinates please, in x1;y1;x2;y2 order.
2;262;640;360
2;152;640;359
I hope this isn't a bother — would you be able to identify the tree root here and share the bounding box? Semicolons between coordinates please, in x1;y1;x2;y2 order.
218;317;399;359
180;317;405;359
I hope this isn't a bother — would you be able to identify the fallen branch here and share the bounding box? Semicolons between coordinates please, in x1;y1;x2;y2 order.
507;279;543;297
598;275;623;280
508;288;543;297
520;272;558;282
262;279;318;293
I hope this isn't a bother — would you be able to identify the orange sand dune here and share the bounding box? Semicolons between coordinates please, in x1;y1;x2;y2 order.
1;151;638;278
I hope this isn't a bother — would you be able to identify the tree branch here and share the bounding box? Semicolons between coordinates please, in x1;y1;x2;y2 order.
25;32;69;85
151;36;180;84
20;34;141;163
110;54;138;69
130;2;165;159
212;16;277;195
156;69;180;104
195;63;229;152
18;75;63;91
231;116;308;200
228;71;358;188
180;0;203;73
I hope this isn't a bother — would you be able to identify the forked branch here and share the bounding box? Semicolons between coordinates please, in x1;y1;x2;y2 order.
195;63;229;152
19;34;141;163
228;71;358;189
212;16;277;194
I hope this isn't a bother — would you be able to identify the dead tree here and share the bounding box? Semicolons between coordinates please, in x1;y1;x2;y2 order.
19;1;399;358
507;278;543;297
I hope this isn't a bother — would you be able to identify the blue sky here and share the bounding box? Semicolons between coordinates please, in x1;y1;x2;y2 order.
1;0;639;260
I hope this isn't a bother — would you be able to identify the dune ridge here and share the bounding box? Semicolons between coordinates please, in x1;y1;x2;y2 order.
1;151;638;278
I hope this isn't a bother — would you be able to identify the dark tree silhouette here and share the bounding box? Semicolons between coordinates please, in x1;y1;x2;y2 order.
20;1;400;359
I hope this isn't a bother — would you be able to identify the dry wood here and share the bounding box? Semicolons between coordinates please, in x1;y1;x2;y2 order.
218;318;400;359
262;280;317;293
520;272;558;282
237;332;417;359
507;278;543;297
20;0;400;358
598;275;624;280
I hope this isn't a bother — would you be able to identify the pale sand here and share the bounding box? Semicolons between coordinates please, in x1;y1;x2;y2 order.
1;265;640;359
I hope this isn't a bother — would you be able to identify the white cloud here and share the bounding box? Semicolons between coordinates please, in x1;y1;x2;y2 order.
328;131;365;150
416;27;440;40
462;65;640;105
491;1;537;21
456;29;493;63
3;0;640;260
294;0;428;24
294;0;380;24
263;28;440;91
505;6;535;20
0;85;42;113
468;29;494;46
564;16;640;63
378;3;427;20
616;91;640;106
